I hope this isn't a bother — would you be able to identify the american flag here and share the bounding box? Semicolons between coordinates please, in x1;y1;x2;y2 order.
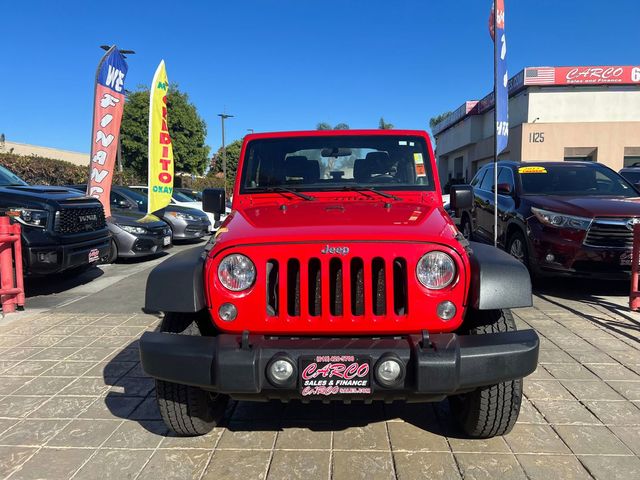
525;67;556;85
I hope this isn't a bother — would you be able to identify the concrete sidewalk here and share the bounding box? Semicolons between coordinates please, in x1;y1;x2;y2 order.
0;289;639;479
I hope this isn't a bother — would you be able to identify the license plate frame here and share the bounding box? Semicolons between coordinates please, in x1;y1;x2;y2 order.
299;355;372;397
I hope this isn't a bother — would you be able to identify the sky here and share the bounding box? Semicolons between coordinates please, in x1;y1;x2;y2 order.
1;0;639;154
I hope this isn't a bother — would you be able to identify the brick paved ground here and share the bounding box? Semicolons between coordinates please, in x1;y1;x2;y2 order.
0;288;639;479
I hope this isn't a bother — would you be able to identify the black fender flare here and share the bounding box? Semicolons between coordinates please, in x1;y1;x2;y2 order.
467;241;532;310
145;247;207;313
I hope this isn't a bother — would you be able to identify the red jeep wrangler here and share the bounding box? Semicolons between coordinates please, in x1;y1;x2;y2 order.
140;130;539;438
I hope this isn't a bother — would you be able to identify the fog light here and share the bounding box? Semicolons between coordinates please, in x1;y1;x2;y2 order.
375;357;404;387
545;253;555;263
267;357;295;386
218;303;237;322
437;301;456;321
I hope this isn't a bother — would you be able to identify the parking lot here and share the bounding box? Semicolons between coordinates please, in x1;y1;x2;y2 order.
0;245;637;480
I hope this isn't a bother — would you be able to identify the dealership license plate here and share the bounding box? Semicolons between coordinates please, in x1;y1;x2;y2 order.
163;236;171;246
88;248;100;263
300;355;371;397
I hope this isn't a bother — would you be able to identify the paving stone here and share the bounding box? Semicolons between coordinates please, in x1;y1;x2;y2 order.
584;400;640;425
454;453;525;480
0;445;37;478
394;452;461;479
543;363;599;380
555;425;632;455
10;447;94;480
59;377;110;396
333;421;390;451
531;400;601;425
0;376;32;395
66;347;118;362
516;454;592;480
516;396;546;424
0;396;48;418
128;396;161;420
47;419;121;447
588;363;640;381
3;361;58;376
51;336;96;348
577;455;640;480
232;400;285;421
2;348;44;361
524;380;574;400
28;347;77;361
266;450;329;480
73;448;153;480
569;350;617;364
274;427;332;450
217;423;277;449
27;396;96;419
79;395;143;419
13;376;75;395
17;336;64;348
537;348;576;364
202;450;270;480
104;420;167;449
448;435;511;453
137;449;211;480
83;361;137;378
504;424;570;454
560;380;625;401
332;451;395;480
107;376;155;397
387;421;449;452
161;427;223;449
606;381;640;401
610;425;640;456
40;361;95;376
0;419;68;446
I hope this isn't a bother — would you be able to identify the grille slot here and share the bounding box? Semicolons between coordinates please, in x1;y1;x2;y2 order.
287;259;300;316
584;219;634;249
393;258;408;315
351;258;365;316
329;258;343;316
308;258;322;316
54;206;106;234
266;260;279;316
372;258;386;315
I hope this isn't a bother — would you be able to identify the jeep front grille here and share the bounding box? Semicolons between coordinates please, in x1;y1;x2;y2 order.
583;218;635;249
54;206;106;234
265;256;408;319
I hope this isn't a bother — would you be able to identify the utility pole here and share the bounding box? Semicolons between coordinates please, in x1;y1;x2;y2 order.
218;113;234;195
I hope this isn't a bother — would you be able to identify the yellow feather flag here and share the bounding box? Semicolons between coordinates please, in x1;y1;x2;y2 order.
147;60;174;214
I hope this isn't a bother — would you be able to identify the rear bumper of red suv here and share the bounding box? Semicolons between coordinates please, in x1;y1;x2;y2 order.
139;329;539;401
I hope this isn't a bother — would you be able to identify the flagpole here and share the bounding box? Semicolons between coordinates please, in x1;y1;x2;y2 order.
493;2;499;248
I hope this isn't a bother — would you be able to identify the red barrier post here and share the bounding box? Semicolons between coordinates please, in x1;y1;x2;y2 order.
630;223;640;311
0;216;24;314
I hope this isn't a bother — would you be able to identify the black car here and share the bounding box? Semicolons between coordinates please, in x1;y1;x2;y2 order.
66;185;172;262
452;161;640;278
0;165;110;275
619;164;640;188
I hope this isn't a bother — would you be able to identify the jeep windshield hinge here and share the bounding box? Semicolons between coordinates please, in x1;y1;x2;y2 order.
420;330;432;349
240;330;251;350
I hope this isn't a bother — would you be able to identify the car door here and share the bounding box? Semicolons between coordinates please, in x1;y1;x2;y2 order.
474;165;495;241
495;167;517;247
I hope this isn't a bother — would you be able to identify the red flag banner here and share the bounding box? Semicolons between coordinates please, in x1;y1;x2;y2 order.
87;46;128;217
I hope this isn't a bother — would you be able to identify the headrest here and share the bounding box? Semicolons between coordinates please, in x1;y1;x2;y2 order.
284;156;320;183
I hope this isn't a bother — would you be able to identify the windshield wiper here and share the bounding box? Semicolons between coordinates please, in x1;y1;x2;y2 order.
264;187;316;201
341;186;401;201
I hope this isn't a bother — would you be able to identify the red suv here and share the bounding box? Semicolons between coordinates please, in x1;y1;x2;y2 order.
458;161;640;278
140;131;538;439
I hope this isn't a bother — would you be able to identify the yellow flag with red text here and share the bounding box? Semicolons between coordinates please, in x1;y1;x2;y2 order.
147;60;174;214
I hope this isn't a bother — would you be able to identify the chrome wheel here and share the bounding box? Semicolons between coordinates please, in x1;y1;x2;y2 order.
509;239;525;262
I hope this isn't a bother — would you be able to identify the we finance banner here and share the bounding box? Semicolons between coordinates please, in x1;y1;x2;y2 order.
87;46;128;217
147;60;174;214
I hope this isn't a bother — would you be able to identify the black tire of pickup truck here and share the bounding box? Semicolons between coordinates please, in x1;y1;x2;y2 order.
448;309;523;438
155;311;228;436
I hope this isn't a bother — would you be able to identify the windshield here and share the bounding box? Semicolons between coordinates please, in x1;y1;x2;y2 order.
121;188;148;210
519;164;638;197
0;165;28;186
240;135;434;193
173;191;196;202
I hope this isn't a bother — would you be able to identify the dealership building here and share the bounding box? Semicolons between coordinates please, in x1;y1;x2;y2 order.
433;65;640;188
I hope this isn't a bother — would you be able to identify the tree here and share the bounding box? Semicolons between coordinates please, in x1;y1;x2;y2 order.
429;111;452;130
378;117;394;129
120;84;210;177
211;139;243;188
316;122;350;130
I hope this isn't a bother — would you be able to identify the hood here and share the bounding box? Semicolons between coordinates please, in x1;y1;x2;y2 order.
214;199;458;249
524;195;640;218
164;204;208;218
109;211;165;228
174;200;204;210
0;184;88;202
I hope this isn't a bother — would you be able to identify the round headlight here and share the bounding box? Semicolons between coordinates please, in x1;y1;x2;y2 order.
416;251;457;290
218;254;256;291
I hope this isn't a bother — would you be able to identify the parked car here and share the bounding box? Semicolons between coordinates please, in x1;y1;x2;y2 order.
454;161;640;278
140;129;538;439
111;186;211;241
66;185;172;262
129;185;230;228
175;188;203;201
0;165;110;275
619;164;640;188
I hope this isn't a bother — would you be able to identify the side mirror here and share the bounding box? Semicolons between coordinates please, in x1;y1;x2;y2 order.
493;183;513;195
202;188;226;214
450;184;473;214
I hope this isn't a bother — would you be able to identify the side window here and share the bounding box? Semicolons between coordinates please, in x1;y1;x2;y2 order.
497;167;515;188
110;192;123;205
479;166;495;191
470;169;486;187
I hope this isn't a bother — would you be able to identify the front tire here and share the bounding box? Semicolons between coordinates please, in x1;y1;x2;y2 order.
449;309;523;438
155;311;228;436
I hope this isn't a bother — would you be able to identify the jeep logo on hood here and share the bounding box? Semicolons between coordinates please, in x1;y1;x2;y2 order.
320;245;350;256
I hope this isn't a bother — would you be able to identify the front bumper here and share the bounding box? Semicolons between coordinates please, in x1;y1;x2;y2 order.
25;235;111;275
116;231;172;258
140;330;539;401
172;219;212;240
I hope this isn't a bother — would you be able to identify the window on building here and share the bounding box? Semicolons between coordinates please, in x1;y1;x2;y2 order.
564;147;597;162
454;156;464;180
623;148;640;167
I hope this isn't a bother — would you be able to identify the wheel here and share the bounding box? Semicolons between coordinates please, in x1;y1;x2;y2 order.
104;239;118;264
506;230;529;268
448;309;523;438
460;215;472;240
155;311;229;436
